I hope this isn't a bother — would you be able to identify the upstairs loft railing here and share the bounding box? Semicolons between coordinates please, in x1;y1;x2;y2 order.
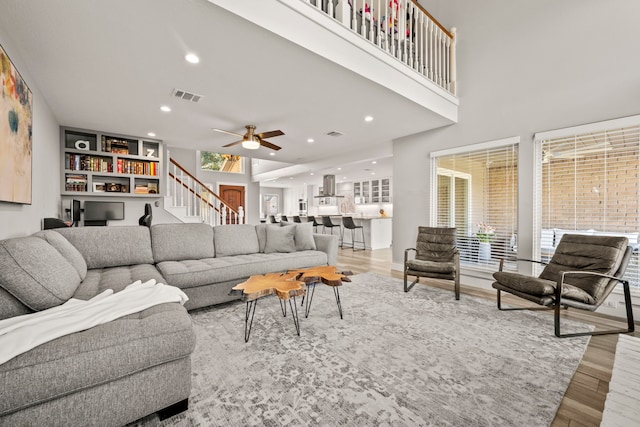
306;0;456;95
168;158;244;225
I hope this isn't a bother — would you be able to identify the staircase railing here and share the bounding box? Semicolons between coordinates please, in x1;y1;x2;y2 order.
167;158;244;225
308;0;456;95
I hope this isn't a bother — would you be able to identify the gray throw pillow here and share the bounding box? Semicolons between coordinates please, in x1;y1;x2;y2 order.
279;221;316;251
265;225;296;253
293;221;317;251
0;237;81;311
32;230;88;280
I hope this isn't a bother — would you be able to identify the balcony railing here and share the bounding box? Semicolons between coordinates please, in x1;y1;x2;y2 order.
306;0;456;95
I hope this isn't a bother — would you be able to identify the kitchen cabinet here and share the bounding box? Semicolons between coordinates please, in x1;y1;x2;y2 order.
353;178;391;204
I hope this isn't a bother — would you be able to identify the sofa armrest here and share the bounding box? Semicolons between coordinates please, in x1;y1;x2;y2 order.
313;234;339;266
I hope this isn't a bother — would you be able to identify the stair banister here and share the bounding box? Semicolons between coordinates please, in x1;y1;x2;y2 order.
168;158;244;225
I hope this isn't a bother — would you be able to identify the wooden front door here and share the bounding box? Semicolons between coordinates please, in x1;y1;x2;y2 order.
219;185;245;224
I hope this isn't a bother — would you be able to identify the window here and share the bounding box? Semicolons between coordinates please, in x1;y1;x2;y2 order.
200;151;244;173
534;115;640;288
431;137;519;272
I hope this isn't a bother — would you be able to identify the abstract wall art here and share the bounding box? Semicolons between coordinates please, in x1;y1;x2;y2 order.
0;43;33;204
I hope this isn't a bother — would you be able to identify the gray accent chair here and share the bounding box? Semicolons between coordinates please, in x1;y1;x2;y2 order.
492;234;635;338
404;227;460;300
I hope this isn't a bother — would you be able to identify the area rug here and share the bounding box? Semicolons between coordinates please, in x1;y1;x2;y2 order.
601;334;640;426
136;273;591;426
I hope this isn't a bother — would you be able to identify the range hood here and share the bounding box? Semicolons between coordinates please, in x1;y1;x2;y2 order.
315;174;344;198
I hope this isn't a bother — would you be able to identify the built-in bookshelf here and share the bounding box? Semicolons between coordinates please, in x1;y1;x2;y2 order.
61;127;163;197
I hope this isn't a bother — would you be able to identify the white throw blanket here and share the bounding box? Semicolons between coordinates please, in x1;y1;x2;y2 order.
0;279;188;365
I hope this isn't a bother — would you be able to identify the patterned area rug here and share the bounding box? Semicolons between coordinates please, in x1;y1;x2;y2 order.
137;273;591;426
601;334;640;426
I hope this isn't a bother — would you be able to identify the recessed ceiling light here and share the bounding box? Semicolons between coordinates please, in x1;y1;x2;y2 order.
269;152;275;156
147;132;156;137
185;53;200;64
310;172;314;176
364;116;374;122
307;138;314;143
289;177;294;179
337;167;342;170
160;105;171;112
371;172;376;175
343;176;347;179
371;161;377;164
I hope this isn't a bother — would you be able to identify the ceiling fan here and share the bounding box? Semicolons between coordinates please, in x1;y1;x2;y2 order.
213;125;284;151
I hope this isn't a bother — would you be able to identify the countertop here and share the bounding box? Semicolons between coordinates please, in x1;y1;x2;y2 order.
327;215;392;220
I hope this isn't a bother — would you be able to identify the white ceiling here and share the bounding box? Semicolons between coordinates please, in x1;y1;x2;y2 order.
0;0;451;185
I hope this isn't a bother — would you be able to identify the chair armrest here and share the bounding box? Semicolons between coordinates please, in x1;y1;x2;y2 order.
498;258;548;272
556;270;629;302
404;248;416;266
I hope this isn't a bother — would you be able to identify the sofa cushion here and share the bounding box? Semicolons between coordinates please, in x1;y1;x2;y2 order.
55;226;154;269
281;221;317;251
156;251;329;290
0;303;195;417
0;237;81;311
0;286;32;321
265;224;296;253
213;224;259;256
493;272;556;296
73;264;166;300
32;230;88;280
151;223;214;263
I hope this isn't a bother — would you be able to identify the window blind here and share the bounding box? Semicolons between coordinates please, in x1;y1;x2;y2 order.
534;121;640;288
431;141;518;272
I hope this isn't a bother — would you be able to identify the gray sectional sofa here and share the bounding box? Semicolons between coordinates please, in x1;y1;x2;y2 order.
0;222;338;426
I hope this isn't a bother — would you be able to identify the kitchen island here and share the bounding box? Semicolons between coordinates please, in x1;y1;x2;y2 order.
326;215;392;250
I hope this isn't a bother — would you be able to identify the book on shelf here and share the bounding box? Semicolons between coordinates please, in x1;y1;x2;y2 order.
65;174;87;192
134;185;149;194
103;138;129;154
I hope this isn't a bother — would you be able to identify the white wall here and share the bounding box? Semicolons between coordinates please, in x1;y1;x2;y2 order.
394;0;640;274
0;30;60;239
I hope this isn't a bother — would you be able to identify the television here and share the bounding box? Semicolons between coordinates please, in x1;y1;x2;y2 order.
83;201;125;226
71;199;81;227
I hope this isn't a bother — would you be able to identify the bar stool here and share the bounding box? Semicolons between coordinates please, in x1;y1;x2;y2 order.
307;216;321;232
281;215;288;222
322;216;343;246
269;215;277;223
293;216;302;223
342;216;366;251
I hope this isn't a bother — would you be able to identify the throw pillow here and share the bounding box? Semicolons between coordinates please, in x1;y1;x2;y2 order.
294;221;317;251
265;224;296;254
279;221;317;251
0;237;81;311
33;230;88;280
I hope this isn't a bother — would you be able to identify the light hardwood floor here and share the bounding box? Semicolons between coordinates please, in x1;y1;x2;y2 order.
336;247;638;427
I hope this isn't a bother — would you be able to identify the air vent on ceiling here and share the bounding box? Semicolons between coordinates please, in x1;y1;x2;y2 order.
171;88;203;103
326;131;344;137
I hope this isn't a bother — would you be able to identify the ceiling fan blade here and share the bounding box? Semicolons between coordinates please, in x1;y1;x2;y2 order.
222;140;244;148
256;130;284;139
260;139;282;151
213;128;243;138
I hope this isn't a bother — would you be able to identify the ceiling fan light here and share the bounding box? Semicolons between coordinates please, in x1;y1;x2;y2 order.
242;137;260;150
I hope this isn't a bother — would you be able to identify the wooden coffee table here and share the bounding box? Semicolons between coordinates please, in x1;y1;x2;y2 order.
231;272;305;342
288;266;352;319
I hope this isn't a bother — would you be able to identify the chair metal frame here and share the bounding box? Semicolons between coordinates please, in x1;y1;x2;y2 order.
495;250;635;338
322;216;343;246
341;216;366;251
